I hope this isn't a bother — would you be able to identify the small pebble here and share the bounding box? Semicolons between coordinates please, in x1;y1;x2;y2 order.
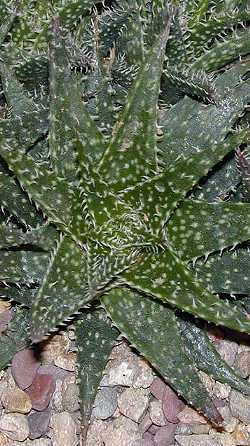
50;379;63;412
132;440;154;446
38;365;70;381
1;387;32;414
51;412;78;446
133;360;154;388
154;424;176;446
54;352;76;372
177;407;208;425
0;413;29;441
0;432;12;445
101;361;138;387
217;405;238;433
0;310;12;333
229;390;250;424
216;339;238;367
118;388;149;423
139;414;152;434
234;351;250;378
101;415;141;446
149;400;166;426
92;387;118;420
62;382;79;413
28;409;51;439
26;373;55;411
10;439;52;446
162;385;185;423
11;350;40;390
40;333;70;365
150;378;166;401
175;433;236;446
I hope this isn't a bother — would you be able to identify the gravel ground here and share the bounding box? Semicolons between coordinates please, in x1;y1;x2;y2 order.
0;300;250;446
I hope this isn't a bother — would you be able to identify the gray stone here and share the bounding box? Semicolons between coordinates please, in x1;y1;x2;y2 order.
229;390;250;423
92;387;118;420
216;339;238;367
50;412;78;446
102;415;141;446
175;433;236;446
132;440;154;446
9;440;52;446
190;424;210;434
118;388;149;423
177;407;208;425
132;360;154;389
101;360;138;387
234;351;250;378
217;405;238;433
51;379;63;412
139;414;152;434
61;382;79;413
0;413;29;441
149;400;166;426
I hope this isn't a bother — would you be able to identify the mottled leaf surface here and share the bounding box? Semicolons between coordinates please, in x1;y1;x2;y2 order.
75;308;118;436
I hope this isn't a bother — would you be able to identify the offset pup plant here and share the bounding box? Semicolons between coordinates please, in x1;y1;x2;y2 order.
1;0;250;440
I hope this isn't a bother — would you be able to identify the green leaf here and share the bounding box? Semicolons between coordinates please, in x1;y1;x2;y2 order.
0;139;74;231
0;110;48;152
167;201;250;261
48;19;104;180
121;248;250;334
75;308;119;438
98;17;170;191
0;251;49;284
187;11;250;59
162;67;217;103
0;286;37;306
103;288;222;424
0;170;42;228
0;1;17;46
30;235;89;342
191;248;250;294
191;31;250;72
159;62;250;167
180;318;250;395
0;63;37;118
0;223;58;250
121;131;249;235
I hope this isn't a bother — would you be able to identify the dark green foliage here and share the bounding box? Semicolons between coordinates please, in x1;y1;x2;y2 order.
0;307;30;369
1;0;250;439
75;308;119;436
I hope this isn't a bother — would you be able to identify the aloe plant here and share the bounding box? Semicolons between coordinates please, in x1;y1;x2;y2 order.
1;0;250;440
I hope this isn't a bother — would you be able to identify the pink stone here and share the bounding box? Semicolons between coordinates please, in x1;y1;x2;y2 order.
150;378;166;401
25;373;55;411
28;409;51;439
154;424;177;446
162;385;185;424
11;349;40;390
37;364;71;381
